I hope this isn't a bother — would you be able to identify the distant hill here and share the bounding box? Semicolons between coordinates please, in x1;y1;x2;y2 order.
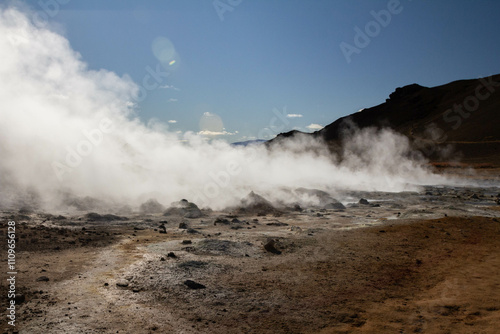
270;74;500;166
231;139;267;147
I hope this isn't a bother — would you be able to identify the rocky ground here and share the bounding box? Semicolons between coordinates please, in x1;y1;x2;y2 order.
1;176;500;333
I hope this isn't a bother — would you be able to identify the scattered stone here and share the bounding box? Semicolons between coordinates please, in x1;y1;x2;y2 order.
266;221;289;227
181;240;192;245
195;239;255;257
84;212;128;221
186;228;199;234
359;198;369;205
179;222;188;229
36;276;50;282
167;252;177;258
214;217;230;225
184;280;206;289
116;280;129;288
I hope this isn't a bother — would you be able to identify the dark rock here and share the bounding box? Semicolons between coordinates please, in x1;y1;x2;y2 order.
116;280;129;288
159;223;167;234
36;276;50;282
214;217;230;225
85;212;128;221
181;240;192;244
359;198;369;205
164;200;202;218
324;202;346;210
184;280;206;289
178;222;188;229
231;225;244;230
264;239;281;255
167;252;177;258
14;294;25;304
236;191;281;216
266;221;289;227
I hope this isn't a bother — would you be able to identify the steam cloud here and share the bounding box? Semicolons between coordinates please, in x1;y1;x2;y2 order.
0;8;452;212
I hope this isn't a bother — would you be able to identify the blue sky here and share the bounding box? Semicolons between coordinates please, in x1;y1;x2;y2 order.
18;0;500;141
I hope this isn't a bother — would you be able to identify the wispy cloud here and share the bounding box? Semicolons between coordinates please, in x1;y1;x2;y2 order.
198;130;238;136
167;98;178;102
168;120;177;124
286;113;303;118
159;84;180;91
306;123;323;130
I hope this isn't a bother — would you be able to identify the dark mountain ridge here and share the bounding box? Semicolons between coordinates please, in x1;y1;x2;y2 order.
270;74;500;165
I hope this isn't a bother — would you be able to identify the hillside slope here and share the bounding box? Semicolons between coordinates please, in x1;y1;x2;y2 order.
272;74;500;165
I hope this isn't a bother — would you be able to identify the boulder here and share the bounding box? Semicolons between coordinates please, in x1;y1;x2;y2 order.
164;199;202;218
140;199;165;214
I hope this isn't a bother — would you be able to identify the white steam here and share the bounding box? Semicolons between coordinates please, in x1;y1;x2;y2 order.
0;8;451;212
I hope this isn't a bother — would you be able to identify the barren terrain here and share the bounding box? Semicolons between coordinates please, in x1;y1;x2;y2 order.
1;171;500;333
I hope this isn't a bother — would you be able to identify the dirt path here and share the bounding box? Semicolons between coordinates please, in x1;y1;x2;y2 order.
2;213;500;333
